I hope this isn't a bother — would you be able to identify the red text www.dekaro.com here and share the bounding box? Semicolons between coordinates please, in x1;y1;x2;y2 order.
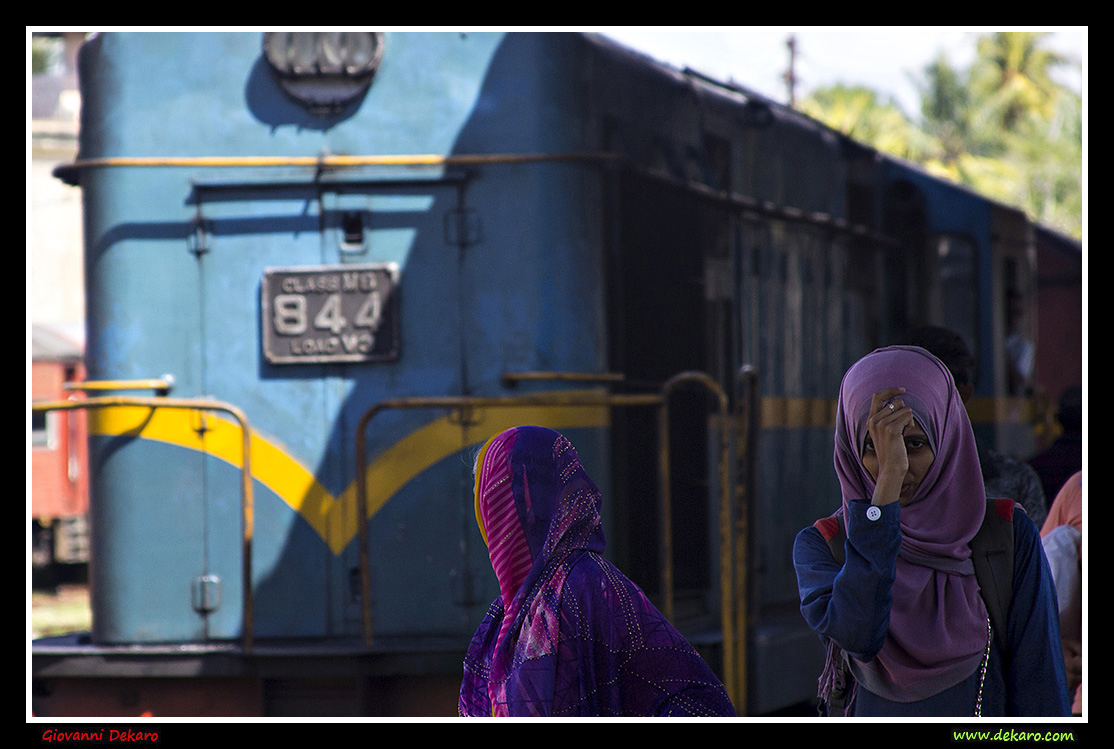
41;728;160;744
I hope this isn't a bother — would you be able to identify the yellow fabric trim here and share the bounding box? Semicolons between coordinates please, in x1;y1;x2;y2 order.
87;398;609;555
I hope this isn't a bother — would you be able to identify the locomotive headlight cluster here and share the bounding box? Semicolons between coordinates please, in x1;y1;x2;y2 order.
262;31;385;113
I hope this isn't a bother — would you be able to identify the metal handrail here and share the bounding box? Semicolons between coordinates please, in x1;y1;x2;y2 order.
658;372;736;708
733;365;760;715
64;377;174;394
30;395;256;652
54;151;624;174
353;390;661;648
501;371;625;387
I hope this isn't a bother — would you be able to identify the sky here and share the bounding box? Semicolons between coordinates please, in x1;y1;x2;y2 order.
596;27;1086;118
29;29;1085;117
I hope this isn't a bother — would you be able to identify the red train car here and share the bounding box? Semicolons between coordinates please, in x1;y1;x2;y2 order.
31;324;89;577
1032;225;1084;451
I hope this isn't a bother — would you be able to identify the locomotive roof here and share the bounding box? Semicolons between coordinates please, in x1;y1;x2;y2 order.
586;31;1081;246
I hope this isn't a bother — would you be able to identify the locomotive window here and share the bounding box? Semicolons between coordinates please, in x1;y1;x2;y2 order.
933;234;979;372
1002;258;1034;396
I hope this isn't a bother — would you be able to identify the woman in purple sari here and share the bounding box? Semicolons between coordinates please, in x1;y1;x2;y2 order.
793;346;1069;716
459;426;735;717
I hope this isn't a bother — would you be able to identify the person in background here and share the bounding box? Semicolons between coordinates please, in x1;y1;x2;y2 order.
459;425;736;717
1030;387;1083;512
1005;289;1036;397
793;345;1069;716
903;326;1047;528
1040;471;1083;716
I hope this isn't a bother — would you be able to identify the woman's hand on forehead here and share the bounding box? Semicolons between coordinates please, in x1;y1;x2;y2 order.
864;387;915;506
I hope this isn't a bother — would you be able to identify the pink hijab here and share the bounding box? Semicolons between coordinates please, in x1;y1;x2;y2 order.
462;426;736;717
834;346;989;702
473;429;534;651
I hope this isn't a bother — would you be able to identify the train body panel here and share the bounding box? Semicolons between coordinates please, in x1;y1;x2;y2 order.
33;30;1080;717
73;32;618;651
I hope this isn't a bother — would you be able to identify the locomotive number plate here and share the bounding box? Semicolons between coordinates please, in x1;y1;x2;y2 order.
262;264;399;364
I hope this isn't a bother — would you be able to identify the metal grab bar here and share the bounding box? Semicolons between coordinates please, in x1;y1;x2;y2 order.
53;151;624;180
500;371;625;387
658;372;738;710
64;377;174;394
353;390;661;648
30;396;255;652
732;365;760;715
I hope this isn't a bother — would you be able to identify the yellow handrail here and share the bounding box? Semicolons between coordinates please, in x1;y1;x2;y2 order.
501;371;625;386
64;378;173;394
30;395;255;652
354;390;661;648
658;372;737;709
732;365;760;715
55;151;623;171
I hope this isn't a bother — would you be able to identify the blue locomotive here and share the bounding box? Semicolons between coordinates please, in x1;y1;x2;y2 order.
32;30;1080;717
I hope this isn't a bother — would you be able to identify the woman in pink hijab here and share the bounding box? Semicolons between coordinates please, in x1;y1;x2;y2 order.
459;425;735;717
793;346;1069;716
1041;471;1083;715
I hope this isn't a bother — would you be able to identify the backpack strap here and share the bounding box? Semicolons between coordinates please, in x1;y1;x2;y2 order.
818;499;1014;646
815;514;843;556
814;512;850;713
970;498;1015;649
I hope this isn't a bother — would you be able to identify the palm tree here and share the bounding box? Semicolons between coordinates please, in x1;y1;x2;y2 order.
798;84;930;162
965;32;1081;237
916;52;971;166
796;32;1082;239
968;32;1071;142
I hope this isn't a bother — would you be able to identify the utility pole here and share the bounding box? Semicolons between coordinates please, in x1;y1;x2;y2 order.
783;34;798;106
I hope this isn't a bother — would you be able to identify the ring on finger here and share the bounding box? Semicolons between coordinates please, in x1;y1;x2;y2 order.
887;403;895;412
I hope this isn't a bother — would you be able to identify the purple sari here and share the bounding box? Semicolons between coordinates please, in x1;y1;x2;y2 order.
459;426;735;717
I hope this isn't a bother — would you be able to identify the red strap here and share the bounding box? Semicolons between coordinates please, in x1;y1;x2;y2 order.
814;515;840;542
992;497;1016;521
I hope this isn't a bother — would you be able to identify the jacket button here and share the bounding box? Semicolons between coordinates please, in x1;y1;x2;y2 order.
866;505;882;521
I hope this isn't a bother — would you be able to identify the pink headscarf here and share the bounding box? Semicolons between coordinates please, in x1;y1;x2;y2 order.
473;429;534;651
834;346;989;702
461;426;735;717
